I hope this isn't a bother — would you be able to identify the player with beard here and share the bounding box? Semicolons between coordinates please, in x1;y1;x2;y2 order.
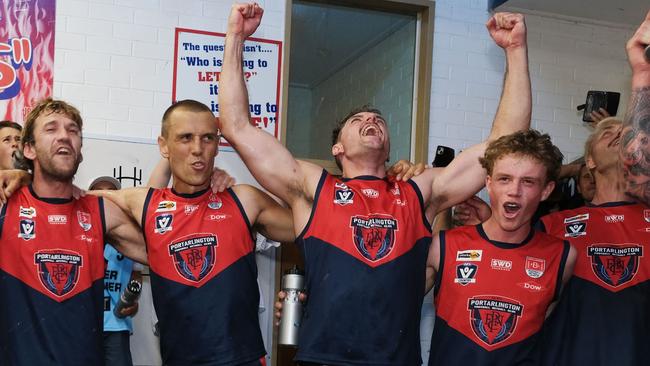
0;98;147;366
426;130;576;365
221;4;533;365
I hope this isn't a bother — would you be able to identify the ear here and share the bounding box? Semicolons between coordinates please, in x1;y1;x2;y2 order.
585;155;596;170
332;142;344;159
540;181;556;202
485;174;492;190
158;136;169;159
23;143;36;160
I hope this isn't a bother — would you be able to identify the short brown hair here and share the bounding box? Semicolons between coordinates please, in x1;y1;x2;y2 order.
479;130;563;183
161;99;214;137
0;120;22;132
583;116;622;163
331;105;383;170
16;98;83;171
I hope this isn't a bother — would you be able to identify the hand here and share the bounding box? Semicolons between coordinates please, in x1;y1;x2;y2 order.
0;169;31;204
589;107;611;124
274;290;307;326
210;168;236;193
72;185;86;199
227;2;264;39
453;196;491;226
387;160;426;181
626;10;650;80
118;302;139;317
486;12;527;50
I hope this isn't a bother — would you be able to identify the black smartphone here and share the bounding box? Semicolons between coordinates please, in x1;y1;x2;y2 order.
577;91;620;123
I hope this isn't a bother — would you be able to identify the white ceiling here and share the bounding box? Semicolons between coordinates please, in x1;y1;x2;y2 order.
497;0;649;26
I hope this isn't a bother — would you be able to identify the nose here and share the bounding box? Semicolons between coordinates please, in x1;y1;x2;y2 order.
190;136;202;155
507;182;522;197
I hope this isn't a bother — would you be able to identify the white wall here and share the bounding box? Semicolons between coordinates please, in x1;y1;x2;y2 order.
51;0;639;364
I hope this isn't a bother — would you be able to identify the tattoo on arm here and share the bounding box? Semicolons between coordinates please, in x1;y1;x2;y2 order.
620;86;650;203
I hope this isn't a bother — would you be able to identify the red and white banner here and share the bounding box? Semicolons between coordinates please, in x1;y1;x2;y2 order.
0;0;56;123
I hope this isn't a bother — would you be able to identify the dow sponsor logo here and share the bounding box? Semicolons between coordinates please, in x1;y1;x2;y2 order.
350;215;398;261
468;295;523;346
588;244;643;287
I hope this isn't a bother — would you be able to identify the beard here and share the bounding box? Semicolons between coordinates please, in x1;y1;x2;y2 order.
35;148;82;182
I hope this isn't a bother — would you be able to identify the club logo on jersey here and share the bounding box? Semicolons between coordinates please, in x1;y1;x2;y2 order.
564;213;589;224
491;258;512;271
34;250;83;297
390;183;400;196
644;210;650;223
77;211;92;231
184;204;199;215
361;188;379;198
207;194;222;210
19;206;36;218
334;189;354;206
455;263;478;285
456;250;482;262
18;219;35;240
605;215;624;223
468;295;523;346
350;215;398;261
588;244;643;287
525;257;546;278
564;222;586;237
168;233;217;282
156;201;177;212
48;215;67;225
154;214;173;234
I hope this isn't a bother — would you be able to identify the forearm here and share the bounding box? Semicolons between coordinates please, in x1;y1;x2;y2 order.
489;47;531;140
221;34;253;134
620;86;650;203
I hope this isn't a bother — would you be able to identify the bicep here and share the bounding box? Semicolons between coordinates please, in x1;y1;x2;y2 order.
104;200;148;265
252;189;296;243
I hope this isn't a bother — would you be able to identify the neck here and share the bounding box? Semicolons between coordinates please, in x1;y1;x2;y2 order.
481;217;530;243
341;156;387;178
590;166;628;205
171;178;210;195
31;174;73;199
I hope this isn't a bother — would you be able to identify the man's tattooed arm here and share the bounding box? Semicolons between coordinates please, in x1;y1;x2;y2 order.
620;11;650;204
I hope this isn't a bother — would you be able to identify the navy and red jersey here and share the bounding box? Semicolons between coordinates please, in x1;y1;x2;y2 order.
429;224;569;365
295;171;432;366
142;187;265;366
0;185;106;366
538;202;650;366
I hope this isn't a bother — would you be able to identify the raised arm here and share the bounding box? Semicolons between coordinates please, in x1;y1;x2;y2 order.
416;12;531;212
232;184;295;243
620;11;650;204
220;3;321;206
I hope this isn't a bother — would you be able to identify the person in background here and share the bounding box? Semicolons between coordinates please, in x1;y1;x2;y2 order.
90;176;142;366
0;120;21;170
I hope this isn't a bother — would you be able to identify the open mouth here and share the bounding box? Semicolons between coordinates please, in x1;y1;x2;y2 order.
503;202;521;217
55;146;73;156
191;161;206;169
361;124;381;137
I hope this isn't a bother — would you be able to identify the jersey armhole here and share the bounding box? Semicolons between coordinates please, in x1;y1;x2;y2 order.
534;218;547;233
407;179;433;233
296;169;328;241
99;197;107;242
553;240;571;302
140;188;155;243
433;230;446;297
227;187;256;243
0;202;7;239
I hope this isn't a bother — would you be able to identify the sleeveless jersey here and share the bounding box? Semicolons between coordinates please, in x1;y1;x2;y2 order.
103;243;134;332
295;171;432;366
539;202;650;366
142;187;264;366
430;224;569;365
0;185;106;366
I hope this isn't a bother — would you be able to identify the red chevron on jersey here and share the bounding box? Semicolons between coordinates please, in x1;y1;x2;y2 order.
588;244;642;287
0;186;105;303
168;233;217;282
541;202;650;292
34;249;83;297
143;188;253;288
468;295;523;346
